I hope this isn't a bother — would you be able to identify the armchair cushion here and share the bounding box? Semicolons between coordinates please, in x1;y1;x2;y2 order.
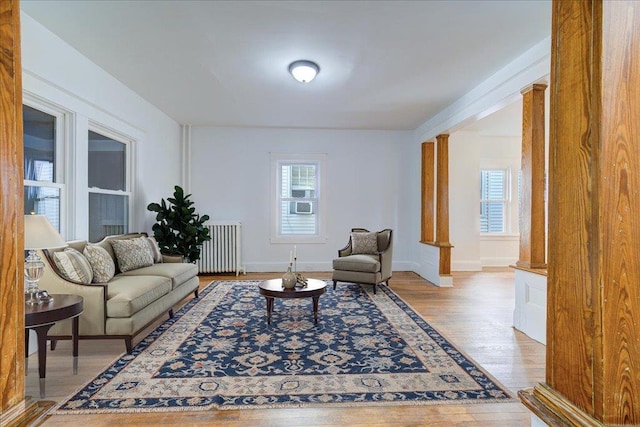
333;254;380;273
351;232;378;254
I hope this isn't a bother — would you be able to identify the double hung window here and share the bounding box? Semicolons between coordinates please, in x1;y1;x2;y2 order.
23;104;65;232
23;94;136;241
480;169;508;233
88;129;131;242
271;153;326;243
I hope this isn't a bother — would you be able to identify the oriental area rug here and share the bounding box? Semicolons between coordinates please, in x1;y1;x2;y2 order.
53;281;514;414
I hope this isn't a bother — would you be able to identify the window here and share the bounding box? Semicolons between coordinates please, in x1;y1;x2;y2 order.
271;153;326;243
480;169;508;233
88;129;131;242
23;104;65;232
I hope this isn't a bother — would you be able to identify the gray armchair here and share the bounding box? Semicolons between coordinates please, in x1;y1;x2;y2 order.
332;228;393;294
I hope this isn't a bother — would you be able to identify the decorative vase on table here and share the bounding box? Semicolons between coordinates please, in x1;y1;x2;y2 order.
282;264;296;289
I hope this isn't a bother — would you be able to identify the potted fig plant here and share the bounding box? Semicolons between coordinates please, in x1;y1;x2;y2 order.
147;185;211;263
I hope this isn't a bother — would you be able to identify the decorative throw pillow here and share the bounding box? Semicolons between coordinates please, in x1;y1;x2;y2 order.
83;244;116;283
53;248;93;285
351;232;378;255
111;237;154;272
146;237;163;263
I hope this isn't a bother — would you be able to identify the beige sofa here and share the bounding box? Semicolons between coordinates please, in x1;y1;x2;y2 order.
39;233;199;353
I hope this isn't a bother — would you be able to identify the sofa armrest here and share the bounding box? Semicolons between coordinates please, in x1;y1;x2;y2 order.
38;250;107;336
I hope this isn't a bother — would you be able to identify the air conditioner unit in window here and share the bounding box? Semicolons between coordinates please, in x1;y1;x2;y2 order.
294;201;313;214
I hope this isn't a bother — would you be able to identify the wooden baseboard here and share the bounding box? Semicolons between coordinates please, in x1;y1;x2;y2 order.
519;384;604;427
0;397;55;427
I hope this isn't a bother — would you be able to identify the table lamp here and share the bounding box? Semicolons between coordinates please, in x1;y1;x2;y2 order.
24;214;67;305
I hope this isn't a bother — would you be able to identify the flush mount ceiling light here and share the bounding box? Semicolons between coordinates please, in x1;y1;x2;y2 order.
288;60;319;83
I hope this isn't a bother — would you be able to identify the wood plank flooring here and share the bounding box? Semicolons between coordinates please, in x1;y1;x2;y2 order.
26;270;545;426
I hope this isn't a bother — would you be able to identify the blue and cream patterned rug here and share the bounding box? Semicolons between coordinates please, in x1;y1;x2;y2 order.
53;280;514;414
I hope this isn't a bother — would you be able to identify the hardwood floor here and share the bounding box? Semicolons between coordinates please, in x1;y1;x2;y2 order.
26;270;545;426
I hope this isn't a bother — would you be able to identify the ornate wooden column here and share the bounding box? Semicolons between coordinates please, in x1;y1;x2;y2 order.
434;134;452;276
520;1;640;425
0;1;50;424
0;0;25;421
516;83;547;270
420;141;435;243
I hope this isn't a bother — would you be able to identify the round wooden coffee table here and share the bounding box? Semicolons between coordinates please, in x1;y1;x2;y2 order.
258;278;327;325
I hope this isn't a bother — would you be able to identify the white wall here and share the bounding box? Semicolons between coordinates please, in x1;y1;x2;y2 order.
448;131;521;270
449;131;483;270
21;12;182;238
189;127;413;272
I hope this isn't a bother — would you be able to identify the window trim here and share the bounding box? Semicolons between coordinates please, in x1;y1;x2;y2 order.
270;152;327;244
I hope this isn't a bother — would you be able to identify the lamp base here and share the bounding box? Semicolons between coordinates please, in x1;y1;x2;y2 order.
25;291;43;306
25;290;54;305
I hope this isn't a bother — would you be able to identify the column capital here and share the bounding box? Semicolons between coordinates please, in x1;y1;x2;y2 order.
520;83;548;95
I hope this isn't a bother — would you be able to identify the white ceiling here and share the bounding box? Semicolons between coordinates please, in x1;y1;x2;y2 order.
20;0;551;131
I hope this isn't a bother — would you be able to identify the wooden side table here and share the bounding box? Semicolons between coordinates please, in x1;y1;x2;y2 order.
25;294;83;398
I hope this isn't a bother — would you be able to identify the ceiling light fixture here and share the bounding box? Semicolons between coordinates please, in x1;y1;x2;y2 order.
288;60;319;83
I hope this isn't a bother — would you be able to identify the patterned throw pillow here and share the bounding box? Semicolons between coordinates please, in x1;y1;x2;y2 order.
111;237;154;272
146;237;163;263
53;248;93;285
83;244;116;283
351;232;378;255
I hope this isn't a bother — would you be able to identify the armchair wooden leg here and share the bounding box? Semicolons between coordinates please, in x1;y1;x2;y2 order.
332;280;337;290
373;283;377;295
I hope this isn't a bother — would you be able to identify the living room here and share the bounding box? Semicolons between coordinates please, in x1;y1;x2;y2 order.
4;1;640;426
8;2;549;424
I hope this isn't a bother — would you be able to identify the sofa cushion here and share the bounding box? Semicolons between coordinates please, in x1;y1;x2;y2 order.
333;254;380;273
351;232;378;255
106;275;172;318
53;248;93;285
111;237;154;272
119;262;198;290
83;244;116;283
146;237;163;263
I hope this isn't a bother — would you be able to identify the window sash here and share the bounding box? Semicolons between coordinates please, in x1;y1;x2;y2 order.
480;169;508;233
88;130;129;192
88;191;129;242
278;162;319;236
24;182;63;232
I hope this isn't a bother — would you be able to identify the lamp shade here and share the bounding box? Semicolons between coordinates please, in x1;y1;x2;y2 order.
288;60;319;83
24;215;67;250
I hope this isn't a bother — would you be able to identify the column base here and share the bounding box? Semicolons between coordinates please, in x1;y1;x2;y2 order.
519;384;603;427
0;397;55;427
